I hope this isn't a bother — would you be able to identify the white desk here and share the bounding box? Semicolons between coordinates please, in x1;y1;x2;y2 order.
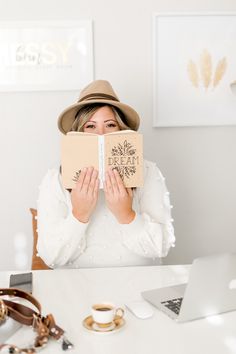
1;265;236;354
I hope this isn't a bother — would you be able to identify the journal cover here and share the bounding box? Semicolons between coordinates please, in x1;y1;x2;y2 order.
61;130;143;189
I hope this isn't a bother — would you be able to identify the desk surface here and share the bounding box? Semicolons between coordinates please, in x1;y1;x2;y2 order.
0;265;235;354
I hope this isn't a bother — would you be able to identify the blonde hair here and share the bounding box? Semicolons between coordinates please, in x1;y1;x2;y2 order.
71;104;130;132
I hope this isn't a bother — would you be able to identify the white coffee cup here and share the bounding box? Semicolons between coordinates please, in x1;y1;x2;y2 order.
91;303;124;328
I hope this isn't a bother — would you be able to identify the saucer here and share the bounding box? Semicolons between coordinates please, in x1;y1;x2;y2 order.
82;315;125;334
92;321;116;332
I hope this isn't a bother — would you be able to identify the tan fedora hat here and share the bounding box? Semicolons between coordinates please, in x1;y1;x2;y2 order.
58;80;140;134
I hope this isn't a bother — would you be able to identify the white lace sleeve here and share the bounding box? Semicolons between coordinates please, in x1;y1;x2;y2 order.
37;169;88;267
121;161;175;258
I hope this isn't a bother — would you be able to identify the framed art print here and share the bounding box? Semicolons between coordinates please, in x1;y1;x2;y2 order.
0;21;93;91
153;13;236;127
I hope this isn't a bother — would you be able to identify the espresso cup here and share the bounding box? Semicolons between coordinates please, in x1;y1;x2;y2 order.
91;303;124;328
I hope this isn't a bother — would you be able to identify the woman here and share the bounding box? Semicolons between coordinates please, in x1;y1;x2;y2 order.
37;80;175;268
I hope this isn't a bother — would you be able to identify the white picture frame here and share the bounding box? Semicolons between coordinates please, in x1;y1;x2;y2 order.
0;20;93;91
153;13;236;127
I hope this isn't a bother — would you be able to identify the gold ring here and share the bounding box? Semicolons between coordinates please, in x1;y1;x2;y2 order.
0;299;8;323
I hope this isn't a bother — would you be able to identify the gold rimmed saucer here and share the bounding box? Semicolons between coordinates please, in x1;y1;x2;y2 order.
82;315;125;334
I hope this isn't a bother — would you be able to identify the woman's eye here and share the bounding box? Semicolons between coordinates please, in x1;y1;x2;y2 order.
107;123;117;128
85;124;95;129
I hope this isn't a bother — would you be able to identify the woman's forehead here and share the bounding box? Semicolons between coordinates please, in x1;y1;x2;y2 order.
87;106;117;122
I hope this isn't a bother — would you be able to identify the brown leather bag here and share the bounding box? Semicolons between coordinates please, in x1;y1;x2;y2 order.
0;288;73;352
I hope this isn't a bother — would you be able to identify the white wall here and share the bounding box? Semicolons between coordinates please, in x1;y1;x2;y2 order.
0;0;236;270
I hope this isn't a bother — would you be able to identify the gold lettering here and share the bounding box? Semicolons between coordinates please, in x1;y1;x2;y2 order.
42;42;57;65
57;42;71;64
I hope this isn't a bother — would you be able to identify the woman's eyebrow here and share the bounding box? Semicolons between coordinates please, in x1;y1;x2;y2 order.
85;119;117;124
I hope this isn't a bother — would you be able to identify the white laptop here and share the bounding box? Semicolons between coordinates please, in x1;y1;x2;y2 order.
141;253;236;322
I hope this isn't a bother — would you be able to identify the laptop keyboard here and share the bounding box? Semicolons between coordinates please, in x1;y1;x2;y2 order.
161;297;183;315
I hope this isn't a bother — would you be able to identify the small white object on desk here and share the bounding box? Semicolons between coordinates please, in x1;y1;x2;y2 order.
125;301;154;319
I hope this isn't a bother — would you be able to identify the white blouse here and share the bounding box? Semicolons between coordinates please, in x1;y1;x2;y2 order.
37;160;175;268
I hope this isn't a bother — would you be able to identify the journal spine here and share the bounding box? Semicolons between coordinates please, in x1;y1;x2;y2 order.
98;135;105;188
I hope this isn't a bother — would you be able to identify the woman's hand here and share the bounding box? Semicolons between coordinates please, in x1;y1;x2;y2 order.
104;168;135;224
71;167;99;223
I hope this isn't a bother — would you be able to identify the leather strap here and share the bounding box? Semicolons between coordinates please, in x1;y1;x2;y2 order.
0;288;41;324
0;288;64;341
0;288;41;308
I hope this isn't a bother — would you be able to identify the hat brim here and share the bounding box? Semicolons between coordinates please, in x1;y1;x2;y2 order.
58;99;140;134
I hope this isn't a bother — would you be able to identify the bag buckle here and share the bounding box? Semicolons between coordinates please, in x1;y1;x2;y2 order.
0;300;8;323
